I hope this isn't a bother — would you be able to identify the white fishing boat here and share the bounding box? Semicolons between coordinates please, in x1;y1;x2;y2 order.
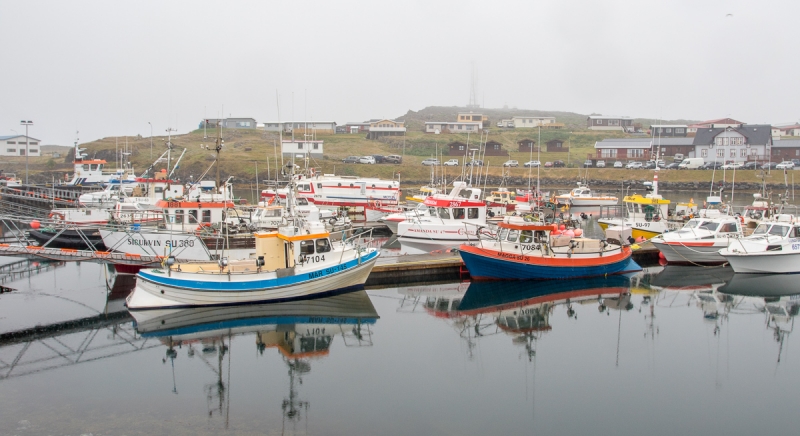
260;168;400;222
554;182;618;207
378;202;433;234
126;169;381;309
718;218;800;274
651;213;744;264
395;181;489;242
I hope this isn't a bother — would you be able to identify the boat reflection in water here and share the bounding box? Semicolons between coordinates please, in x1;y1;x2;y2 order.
720;273;800;361
130;290;379;428
397;276;633;358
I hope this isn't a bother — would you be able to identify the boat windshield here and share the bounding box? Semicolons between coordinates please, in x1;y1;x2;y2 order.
506;229;519;242
684;219;702;229
769;225;790;237
698;221;719;231
498;227;509;240
752;223;769;235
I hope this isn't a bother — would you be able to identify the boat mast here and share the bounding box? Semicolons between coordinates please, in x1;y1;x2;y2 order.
213;121;224;191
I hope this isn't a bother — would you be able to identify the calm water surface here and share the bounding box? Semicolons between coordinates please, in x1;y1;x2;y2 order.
0;249;799;435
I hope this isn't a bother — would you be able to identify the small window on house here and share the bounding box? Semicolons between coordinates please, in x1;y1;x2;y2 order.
597;120;603;124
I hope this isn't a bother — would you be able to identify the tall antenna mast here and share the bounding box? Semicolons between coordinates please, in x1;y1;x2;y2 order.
467;63;479;109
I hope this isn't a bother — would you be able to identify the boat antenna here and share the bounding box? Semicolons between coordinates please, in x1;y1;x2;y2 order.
213;121;224;191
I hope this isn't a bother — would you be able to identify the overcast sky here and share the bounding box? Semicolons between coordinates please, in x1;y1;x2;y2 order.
2;0;797;145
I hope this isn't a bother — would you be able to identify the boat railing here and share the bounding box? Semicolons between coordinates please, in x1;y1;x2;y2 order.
598;205;625;220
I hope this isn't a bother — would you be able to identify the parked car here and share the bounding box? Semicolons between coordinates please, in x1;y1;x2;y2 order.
372;155;386;163
613;161;623;168
721;162;743;170
656;160;666;168
465;159;483;166
775;161;795;170
421;158;441;166
742;161;760;170
665;162;681;170
596;160;606;168
626;161;643;169
506;122;514;128
496;122;504;128
358;156;376;164
523;160;541;168
583;160;593;168
643;161;656;169
699;161;723;170
544;162;553;168
342;156;361;163
761;162;778;170
385;154;402;164
792;159;800;167
443;159;459;166
503;160;519;167
553;160;566;168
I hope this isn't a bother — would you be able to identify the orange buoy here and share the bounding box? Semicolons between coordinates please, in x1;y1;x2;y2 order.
30;220;40;229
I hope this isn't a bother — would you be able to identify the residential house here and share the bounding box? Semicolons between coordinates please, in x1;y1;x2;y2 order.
425;122;482;134
546;139;567;152
649;125;688;137
770;139;800;161
367;119;406;140
687;118;745;134
262;121;337;135
0;135;41;157
341;122;370;134
587;116;635;132
281;140;324;159
457;112;488;127
776;124;800;137
200;118;257;129
652;138;695;160
593;138;655;161
518;139;536;152
483;140;506;156
447;141;469;156
512;116;561;129
692;124;772;163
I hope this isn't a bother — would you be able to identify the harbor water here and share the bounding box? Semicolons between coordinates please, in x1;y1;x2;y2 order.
1;252;798;435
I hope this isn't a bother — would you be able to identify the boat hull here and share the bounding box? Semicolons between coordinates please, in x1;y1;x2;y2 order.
458;244;640;280
28;228;106;250
719;250;800;274
127;251;379;309
650;238;728;264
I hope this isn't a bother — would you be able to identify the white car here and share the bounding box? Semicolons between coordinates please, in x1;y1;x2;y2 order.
721;162;743;170
503;160;519;167
613;161;623;168
626;161;643;169
358;156;376;164
523;160;541;168
596;160;606;168
775;161;795;170
443;159;459;166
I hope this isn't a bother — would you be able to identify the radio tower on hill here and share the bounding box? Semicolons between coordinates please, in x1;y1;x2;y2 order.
467;63;479;109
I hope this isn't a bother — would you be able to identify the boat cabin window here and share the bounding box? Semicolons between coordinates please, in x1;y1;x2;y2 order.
188;210;198;224
315;238;331;253
520;230;533;243
506;229;519;242
438;207;451;219
684;219;701;228
453;208;465;219
300;240;315;255
718;222;737;233
297;198;309;205
83;164;90;171
534;230;547;243
428;207;437;216
90;164;98;171
202;210;211;223
698;222;719;231
173;209;184;224
769;225;790;237
498;228;509;241
154;187;164;193
468;208;479;219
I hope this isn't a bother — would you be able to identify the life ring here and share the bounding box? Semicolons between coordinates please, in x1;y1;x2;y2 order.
375;200;382;208
48;212;65;221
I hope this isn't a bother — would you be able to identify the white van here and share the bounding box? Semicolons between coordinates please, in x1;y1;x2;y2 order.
678;158;704;169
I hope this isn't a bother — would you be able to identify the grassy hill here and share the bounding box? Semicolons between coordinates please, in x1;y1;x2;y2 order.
2;106;786;191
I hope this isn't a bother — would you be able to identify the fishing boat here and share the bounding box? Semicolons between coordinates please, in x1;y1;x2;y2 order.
395;181;489;242
554;182;618;207
650;213;744;264
377;202;433;234
260;168;400;222
718;217;800;274
126;171;380;309
484;187;518;213
405;185;441;203
458;216;641;280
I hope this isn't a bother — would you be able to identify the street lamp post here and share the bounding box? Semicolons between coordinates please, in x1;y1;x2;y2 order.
148;122;153;159
21;120;33;184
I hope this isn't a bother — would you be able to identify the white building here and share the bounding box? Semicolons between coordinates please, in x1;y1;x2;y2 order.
424;122;482;134
262;121;337;135
511;116;556;128
281;140;324;159
1;135;41;157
